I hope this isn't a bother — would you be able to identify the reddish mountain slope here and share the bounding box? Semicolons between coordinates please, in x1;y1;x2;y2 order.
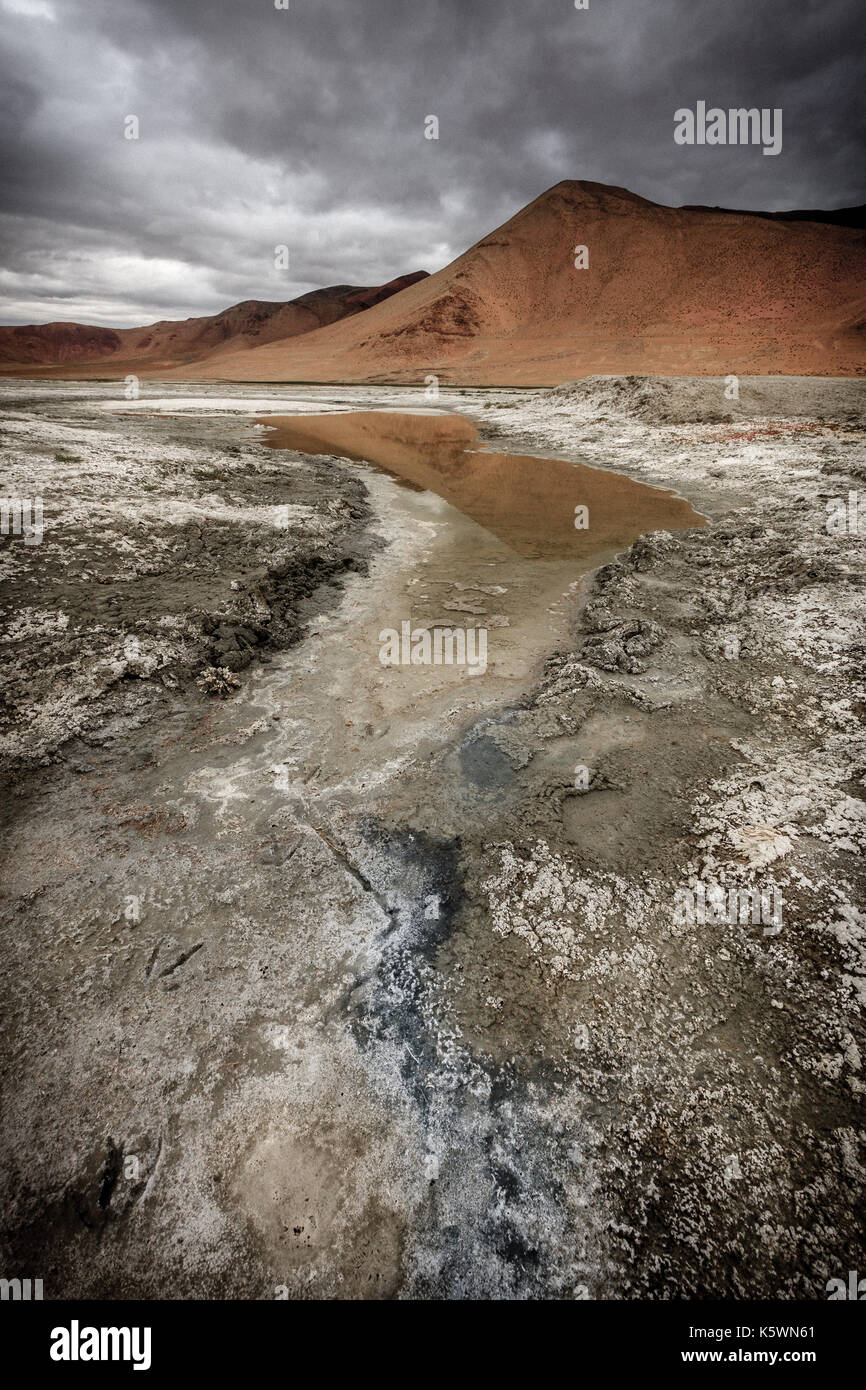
167;181;865;385
0;272;429;373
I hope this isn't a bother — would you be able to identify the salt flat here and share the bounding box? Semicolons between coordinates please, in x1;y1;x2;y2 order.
1;375;864;1298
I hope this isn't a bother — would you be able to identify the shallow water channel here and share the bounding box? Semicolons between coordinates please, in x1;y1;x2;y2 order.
251;408;704;782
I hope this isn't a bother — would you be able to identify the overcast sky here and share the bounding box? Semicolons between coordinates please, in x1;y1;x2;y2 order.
1;0;863;328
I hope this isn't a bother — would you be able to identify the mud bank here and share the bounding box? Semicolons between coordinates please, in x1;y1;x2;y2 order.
0;387;376;776
0;376;864;1299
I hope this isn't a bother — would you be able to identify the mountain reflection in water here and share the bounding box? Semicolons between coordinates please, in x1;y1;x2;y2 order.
259;410;703;559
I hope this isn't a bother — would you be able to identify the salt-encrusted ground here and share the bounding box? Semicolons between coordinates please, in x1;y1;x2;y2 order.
0;376;863;1299
0;388;378;776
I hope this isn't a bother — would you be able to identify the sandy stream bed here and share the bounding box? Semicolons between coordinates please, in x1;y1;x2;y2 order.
0;374;864;1299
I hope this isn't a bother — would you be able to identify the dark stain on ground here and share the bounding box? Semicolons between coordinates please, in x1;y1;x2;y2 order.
341;819;466;1109
458;734;515;792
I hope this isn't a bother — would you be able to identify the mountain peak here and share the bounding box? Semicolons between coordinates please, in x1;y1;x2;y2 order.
170;178;865;386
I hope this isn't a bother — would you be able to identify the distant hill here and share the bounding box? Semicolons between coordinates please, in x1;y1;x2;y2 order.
0;272;429;373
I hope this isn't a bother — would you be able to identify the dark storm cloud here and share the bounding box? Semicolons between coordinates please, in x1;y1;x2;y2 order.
0;0;863;326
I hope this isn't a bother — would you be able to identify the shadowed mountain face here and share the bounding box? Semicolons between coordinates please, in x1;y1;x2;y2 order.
681;204;866;230
165;181;866;385
0;273;429;371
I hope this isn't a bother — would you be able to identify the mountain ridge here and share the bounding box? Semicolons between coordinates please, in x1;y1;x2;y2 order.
0;272;430;372
2;180;863;382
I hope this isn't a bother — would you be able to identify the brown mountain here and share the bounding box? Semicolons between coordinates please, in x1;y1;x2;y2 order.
157;180;866;385
0;272;429;374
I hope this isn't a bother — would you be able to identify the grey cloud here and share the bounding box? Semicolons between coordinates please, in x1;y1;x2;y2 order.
0;0;862;326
